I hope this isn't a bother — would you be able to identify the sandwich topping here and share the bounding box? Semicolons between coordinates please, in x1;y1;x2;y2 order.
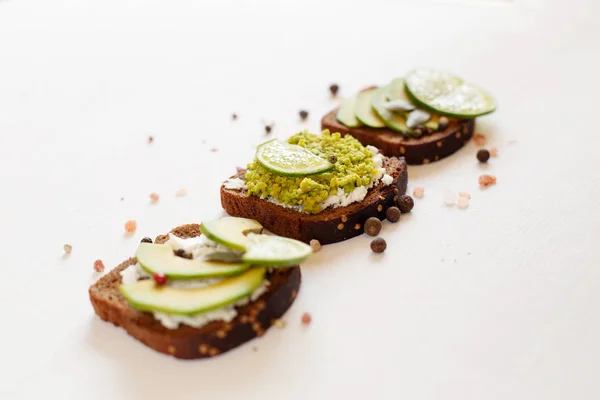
225;130;393;214
119;217;311;329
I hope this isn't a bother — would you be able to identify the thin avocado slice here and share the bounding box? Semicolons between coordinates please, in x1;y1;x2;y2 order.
255;139;334;177
336;96;362;128
120;268;266;316
136;243;249;279
405;68;496;118
371;85;411;134
242;233;312;267
200;217;263;252
355;88;386;128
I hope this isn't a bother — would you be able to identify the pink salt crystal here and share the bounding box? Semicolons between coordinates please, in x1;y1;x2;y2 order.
413;187;425;199
478;174;497;188
490;147;498;157
175;188;188;197
149;193;160;203
458;192;471;200
457;196;470;209
124;220;137;233
93;259;105;273
473;134;486;146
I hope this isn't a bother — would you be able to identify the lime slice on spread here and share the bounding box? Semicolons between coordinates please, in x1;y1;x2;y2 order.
405;69;496;118
256;139;334;177
337;96;362;128
242;234;312;268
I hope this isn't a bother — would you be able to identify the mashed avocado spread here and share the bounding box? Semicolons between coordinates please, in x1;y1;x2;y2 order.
245;130;378;214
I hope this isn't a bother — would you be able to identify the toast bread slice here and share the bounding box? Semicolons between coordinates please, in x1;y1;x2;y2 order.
89;223;301;360
221;157;407;245
321;108;475;164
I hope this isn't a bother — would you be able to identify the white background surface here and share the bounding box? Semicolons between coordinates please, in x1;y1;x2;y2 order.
1;0;599;399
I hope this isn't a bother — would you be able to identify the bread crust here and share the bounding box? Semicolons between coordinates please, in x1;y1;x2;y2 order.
321;108;475;164
221;157;407;244
89;224;301;360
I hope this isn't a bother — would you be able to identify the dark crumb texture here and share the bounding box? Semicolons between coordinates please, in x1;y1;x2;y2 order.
221;157;408;245
321;108;475;164
89;224;302;360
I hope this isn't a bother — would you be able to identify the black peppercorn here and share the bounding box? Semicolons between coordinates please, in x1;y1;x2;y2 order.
140;237;153;244
397;195;414;213
477;149;490;163
299;110;309;120
438;116;449;131
385;206;401;223
265;124;273;134
329;84;339;96
370;238;387;253
364;217;382;236
328;155;338;164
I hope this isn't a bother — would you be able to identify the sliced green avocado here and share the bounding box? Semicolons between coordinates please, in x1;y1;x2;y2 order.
136;243;249;279
371;85;411;134
355;88;386;128
120;267;266;316
336;96;362;128
242;234;312;267
200;217;263;252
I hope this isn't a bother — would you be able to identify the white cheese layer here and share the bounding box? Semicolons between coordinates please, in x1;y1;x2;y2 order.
222;148;394;213
120;235;269;330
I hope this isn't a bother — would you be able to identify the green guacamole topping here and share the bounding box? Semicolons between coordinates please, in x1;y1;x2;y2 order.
245;130;378;214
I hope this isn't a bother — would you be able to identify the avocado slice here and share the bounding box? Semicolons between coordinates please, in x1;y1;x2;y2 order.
355;88;386;128
200;217;263;252
242;234;312;267
136;243;249;279
371;85;411;134
120;267;267;316
336;96;363;128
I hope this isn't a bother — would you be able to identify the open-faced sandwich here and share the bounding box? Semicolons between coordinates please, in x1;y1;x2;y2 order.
321;68;496;164
89;217;310;359
221;130;408;244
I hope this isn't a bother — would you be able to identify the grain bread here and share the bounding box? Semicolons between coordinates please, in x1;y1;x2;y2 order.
89;223;301;360
321;108;475;165
221;157;407;245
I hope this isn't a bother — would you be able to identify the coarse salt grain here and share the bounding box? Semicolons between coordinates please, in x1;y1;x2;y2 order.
93;259;105;273
473;133;486;146
175;188;187;197
458;192;471;199
210;148;219;152
149;193;160;203
413;187;425;199
490;147;498;157
310;239;321;252
301;312;312;325
479;174;497;188
457;196;470;209
273;319;286;329
124;220;137;233
443;189;457;205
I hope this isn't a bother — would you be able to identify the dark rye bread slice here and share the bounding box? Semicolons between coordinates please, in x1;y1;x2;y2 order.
89;223;301;360
221;157;407;245
321;108;475;165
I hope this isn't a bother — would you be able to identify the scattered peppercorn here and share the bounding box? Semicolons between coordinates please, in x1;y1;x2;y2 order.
301;312;312;325
438;116;449;131
299;110;309;120
385;207;401;223
396;195;414;213
364;217;382;236
141;237;153;244
477;149;490;163
93;259;105;273
328;155;338;164
393;188;399;195
63;244;72;254
232;113;238;121
265;124;273;134
148;135;154;144
153;273;167;286
329;83;339;96
370;238;387;253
